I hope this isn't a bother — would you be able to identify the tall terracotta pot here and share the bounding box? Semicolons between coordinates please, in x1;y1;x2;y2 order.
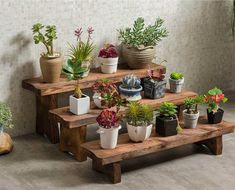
122;45;155;69
40;54;63;83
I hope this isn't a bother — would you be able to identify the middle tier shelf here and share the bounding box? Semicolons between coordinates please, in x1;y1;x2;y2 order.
50;90;197;128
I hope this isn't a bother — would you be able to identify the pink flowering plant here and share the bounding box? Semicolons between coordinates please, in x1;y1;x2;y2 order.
68;27;95;63
96;110;120;129
98;44;118;58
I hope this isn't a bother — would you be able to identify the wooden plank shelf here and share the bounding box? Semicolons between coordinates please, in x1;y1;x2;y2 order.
50;90;197;129
22;64;165;96
81;118;235;183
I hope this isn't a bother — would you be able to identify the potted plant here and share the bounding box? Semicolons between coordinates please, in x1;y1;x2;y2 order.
169;72;184;93
96;110;121;149
183;96;204;128
126;101;153;142
118;17;168;69
119;75;143;101
204;87;228;124
156;102;178;137
32;23;63;83
68;27;95;77
144;69;166;99
0;102;13;142
92;78;124;109
98;44;119;74
62;59;90;115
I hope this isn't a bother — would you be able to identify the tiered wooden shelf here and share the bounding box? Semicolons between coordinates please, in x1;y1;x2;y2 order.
81;118;235;183
22;64;165;143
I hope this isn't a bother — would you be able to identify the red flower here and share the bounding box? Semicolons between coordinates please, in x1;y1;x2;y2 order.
96;110;119;128
98;44;118;58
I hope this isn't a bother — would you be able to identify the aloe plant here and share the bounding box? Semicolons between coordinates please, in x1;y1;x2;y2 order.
62;59;87;98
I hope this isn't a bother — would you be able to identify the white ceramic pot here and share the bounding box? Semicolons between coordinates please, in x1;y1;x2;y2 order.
92;92;105;108
169;78;184;93
183;110;199;128
97;125;121;149
100;57;118;74
69;94;90;115
127;123;153;142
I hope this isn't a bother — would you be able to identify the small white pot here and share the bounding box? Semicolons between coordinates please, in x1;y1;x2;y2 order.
127;123;153;142
93;92;105;108
69;95;90;115
169;77;184;93
97;125;121;149
100;57;118;74
183;110;199;128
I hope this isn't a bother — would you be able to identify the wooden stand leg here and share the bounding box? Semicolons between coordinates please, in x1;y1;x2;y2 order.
197;136;223;155
60;125;87;162
36;95;59;144
177;105;184;121
92;160;121;184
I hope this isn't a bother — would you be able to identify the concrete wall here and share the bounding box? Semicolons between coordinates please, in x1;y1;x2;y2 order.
0;0;234;137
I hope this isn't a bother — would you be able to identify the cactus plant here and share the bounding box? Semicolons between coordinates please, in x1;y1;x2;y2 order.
121;75;141;89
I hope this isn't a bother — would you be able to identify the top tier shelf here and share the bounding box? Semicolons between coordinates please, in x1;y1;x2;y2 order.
22;64;165;96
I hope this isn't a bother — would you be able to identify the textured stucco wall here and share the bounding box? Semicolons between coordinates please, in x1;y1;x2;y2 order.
0;0;234;137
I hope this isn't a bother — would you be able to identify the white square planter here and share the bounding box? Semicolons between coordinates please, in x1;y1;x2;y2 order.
69;95;90;115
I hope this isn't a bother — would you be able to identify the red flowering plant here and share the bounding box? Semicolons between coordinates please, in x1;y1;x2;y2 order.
92;78;126;109
96;110;120;128
98;44;118;58
204;87;228;113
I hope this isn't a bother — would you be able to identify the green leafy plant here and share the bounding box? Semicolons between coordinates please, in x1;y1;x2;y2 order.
158;102;177;117
184;96;204;114
170;72;184;80
32;23;58;57
204;87;228;113
0;103;13;129
118;17;168;48
127;101;153;126
62;59;87;98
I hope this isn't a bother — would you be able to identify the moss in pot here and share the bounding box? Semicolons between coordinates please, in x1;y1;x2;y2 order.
118;17;168;69
156;102;178;137
126;101;154;142
204;87;228;124
119;75;143;101
183;96;204;128
144;69;166;99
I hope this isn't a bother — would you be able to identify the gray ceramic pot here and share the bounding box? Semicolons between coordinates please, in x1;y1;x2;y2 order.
183;110;199;128
169;77;184;93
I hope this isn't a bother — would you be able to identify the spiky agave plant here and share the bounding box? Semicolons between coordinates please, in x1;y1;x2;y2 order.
62;59;87;99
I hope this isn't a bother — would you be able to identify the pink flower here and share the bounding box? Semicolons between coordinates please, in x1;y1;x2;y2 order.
87;27;94;34
74;27;83;41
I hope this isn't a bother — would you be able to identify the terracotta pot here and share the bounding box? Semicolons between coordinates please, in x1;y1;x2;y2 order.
122;45;155;69
40;54;63;83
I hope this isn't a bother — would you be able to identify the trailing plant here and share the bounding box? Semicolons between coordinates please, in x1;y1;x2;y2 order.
0;102;13;129
204;87;228;113
184;96;204;114
62;59;87;99
118;17;168;48
121;75;141;89
147;68;165;81
32;23;58;57
68;27;95;64
158;102;177;118
96;110;120;129
98;44;118;58
127;101;153;126
170;72;183;80
92;79;125;109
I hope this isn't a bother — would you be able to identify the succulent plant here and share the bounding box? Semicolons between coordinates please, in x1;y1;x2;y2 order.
121;75;141;89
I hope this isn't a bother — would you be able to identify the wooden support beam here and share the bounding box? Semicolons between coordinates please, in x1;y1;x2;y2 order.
197;136;223;155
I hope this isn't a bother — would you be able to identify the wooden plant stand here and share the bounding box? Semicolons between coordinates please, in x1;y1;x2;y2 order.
81;118;235;184
22;65;165;143
50;90;197;161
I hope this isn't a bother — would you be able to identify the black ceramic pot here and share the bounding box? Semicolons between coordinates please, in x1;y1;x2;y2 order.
156;116;177;137
207;108;224;124
143;78;166;99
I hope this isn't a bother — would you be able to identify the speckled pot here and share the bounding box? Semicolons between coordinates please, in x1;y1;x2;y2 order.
122;45;155;69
